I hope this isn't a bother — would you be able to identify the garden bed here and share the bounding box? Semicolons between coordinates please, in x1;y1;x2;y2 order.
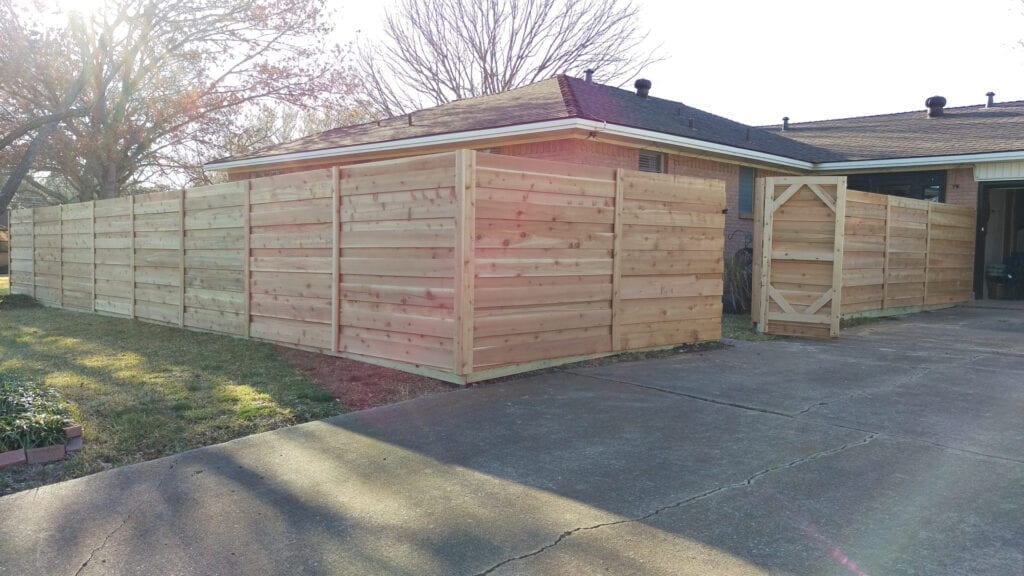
1;377;83;470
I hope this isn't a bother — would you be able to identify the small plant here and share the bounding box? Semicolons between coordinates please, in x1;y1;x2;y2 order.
15;414;69;449
724;230;754;314
0;377;73;452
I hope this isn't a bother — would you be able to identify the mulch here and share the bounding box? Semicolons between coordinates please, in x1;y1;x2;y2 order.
275;347;457;411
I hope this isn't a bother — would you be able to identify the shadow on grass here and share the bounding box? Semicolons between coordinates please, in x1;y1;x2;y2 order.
0;306;343;495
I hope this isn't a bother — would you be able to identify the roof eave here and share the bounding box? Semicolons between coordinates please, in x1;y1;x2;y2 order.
204;118;816;172
813;150;1024;172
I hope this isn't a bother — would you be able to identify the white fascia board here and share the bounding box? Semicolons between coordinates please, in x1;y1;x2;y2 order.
575;120;815;170
204;119;584;171
204;118;816;172
814;150;1024;171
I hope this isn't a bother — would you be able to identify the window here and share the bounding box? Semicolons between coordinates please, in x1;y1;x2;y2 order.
638;150;665;173
738;167;755;217
846;171;946;202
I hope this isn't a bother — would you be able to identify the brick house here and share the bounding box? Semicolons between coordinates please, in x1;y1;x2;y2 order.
207;76;1024;299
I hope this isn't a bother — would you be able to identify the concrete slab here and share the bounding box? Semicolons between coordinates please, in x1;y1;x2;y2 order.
0;375;862;576
0;304;1021;575
569;340;931;417
494;436;1024;576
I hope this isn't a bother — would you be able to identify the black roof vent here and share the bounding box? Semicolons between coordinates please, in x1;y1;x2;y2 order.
782;116;790;131
925;95;947;118
584;69;594;83
634;78;651;98
986;91;996;108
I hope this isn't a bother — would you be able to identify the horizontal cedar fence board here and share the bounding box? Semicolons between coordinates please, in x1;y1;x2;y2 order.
339;152;458;371
614;172;725;349
470;155;618;371
755;179;977;332
9;151;728;382
470;167;725;370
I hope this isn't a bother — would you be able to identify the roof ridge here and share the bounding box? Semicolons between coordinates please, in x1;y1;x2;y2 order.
761;99;1024;128
557;74;583;118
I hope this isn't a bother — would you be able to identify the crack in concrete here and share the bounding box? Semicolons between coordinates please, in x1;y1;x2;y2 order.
71;459;178;576
473;434;877;576
571;370;1024;466
563;371;793;417
794;365;935;417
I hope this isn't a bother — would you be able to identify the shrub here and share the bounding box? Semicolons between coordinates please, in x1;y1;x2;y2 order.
0;293;39;310
0;377;72;451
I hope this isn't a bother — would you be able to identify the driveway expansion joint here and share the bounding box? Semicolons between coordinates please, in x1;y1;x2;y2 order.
71;458;179;576
562;370;793;418
472;433;877;575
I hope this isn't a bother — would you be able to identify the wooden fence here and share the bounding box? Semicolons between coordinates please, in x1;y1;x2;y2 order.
9;151;725;383
0;228;8;272
753;177;976;338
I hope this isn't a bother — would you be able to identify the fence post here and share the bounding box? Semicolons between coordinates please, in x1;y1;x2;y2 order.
331;167;340;353
751;177;765;329
179;188;186;328
129;195;136;319
29;210;36;300
882;196;892;309
90;201;96;312
57;204;63;308
830;177;847;337
453;150;476;378
243;180;251;338
924;203;933;304
611;169;624;351
755;178;775;331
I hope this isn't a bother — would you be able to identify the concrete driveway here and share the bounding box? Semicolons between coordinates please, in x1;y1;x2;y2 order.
1;305;1022;575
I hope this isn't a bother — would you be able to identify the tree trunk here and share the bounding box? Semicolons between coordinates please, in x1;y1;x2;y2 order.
0;122;60;214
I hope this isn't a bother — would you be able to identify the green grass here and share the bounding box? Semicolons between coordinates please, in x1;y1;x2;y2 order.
0;305;343;495
721;314;777;342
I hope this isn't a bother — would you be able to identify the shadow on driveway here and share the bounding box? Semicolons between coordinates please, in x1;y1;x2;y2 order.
1;306;1022;575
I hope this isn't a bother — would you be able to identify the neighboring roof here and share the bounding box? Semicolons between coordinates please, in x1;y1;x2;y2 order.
562;76;842;162
206;75;1024;170
761;100;1024;161
207;76;841;168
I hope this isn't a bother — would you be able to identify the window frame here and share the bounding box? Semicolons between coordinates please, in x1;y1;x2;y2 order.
638;150;666;174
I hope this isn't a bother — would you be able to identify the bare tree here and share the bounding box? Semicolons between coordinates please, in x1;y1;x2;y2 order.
0;2;94;211
1;0;360;205
358;0;661;116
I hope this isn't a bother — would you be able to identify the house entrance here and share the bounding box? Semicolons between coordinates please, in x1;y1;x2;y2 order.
976;184;1024;300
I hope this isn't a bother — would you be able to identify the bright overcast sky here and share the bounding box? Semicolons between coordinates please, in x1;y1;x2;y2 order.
330;0;1024;126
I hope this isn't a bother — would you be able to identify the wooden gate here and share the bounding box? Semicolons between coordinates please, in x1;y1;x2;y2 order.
753;177;846;338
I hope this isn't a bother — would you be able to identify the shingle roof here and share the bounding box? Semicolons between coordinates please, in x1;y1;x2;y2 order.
560;76;843;162
207;76;1024;167
208;76;841;166
213;78;576;164
761;100;1024;161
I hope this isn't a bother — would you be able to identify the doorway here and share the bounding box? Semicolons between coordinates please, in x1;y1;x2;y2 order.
975;183;1024;299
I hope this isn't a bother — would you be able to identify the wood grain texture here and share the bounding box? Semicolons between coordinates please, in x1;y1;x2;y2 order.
11;151;736;382
757;178;977;331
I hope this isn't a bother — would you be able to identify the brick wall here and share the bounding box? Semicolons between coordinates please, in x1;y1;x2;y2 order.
946;168;978;207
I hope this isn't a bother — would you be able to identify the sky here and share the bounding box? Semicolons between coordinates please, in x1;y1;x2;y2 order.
330;0;1024;126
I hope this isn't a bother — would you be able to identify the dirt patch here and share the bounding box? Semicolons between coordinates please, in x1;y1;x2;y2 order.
277;341;725;409
275;347;457;411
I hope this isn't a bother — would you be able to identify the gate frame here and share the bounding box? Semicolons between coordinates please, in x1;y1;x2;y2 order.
753;176;847;338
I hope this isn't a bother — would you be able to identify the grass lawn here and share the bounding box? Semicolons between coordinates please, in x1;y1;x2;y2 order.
0;301;344;495
720;313;776;342
0;275;8;296
0;274;769;495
